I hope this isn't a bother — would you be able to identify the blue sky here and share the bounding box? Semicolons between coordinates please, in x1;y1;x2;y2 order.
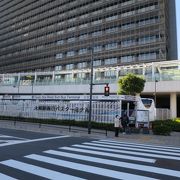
176;0;180;59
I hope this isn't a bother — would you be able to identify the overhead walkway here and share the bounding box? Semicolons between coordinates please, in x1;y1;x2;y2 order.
0;60;180;117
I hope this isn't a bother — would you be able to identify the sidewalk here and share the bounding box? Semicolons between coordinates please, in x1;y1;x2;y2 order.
0;120;180;147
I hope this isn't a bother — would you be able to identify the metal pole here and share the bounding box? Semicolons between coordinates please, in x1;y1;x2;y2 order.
154;79;157;107
32;80;34;94
18;81;20;94
88;49;94;134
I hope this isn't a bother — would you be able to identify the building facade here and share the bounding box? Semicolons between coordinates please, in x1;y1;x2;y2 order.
0;0;177;75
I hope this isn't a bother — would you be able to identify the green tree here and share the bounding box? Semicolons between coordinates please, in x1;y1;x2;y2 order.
118;73;145;95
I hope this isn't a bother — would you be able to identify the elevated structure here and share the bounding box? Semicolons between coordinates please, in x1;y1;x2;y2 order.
0;60;179;118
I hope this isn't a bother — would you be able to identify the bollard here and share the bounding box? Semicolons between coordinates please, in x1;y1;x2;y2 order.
105;128;108;136
69;125;71;132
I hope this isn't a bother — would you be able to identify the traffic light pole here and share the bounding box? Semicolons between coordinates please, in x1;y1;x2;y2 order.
88;49;94;134
88;50;110;134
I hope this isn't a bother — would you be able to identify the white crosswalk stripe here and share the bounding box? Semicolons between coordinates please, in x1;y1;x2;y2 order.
83;142;180;156
100;139;180;151
1;160;84;180
45;149;180;178
90;141;180;156
0;172;17;180
72;144;180;161
0;139;179;180
25;154;157;180
60;146;156;163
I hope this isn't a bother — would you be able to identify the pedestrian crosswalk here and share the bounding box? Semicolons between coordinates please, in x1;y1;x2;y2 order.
0;134;28;147
0;139;180;180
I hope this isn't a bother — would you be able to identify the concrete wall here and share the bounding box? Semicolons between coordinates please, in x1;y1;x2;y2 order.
0;81;180;94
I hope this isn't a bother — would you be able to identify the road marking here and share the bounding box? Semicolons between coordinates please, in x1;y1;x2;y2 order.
0;160;84;180
0;135;70;147
25;154;158;180
0;135;28;140
93;140;180;153
73;144;180;161
60;147;156;163
0;172;17;180
100;139;180;150
84;142;180;156
45;150;180;178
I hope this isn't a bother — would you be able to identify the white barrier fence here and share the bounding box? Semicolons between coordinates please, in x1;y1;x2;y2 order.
156;108;171;120
0;99;123;124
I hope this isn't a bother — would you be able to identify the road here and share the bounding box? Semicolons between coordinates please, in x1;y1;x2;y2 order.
0;128;179;180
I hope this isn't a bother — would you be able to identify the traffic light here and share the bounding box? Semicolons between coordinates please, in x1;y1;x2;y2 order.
104;85;110;96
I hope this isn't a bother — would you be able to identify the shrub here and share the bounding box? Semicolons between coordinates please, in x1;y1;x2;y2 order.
0;115;114;131
152;120;180;132
152;121;172;135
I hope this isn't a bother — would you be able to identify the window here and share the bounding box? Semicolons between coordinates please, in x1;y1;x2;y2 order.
105;43;118;50
121;0;135;6
104;70;116;77
138;52;157;61
105;27;119;34
138;18;158;26
57;40;64;45
66;64;74;70
105;15;118;21
67;37;76;43
68;17;76;22
121;23;136;30
56;53;63;59
77;73;86;79
138;36;157;44
104;58;118;65
106;4;119;11
121;39;136;47
92;19;102;25
79;48;88;55
79;23;88;29
77;62;87;69
64;74;73;79
57;30;64;34
67;27;76;32
93;46;102;52
93;60;101;66
138;5;156;13
121;55;136;63
79;34;88;40
67;51;75;57
121;10;135;18
92;31;102;37
55;65;62;71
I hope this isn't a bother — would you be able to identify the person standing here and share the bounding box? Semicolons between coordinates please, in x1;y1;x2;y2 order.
121;113;129;134
114;115;120;137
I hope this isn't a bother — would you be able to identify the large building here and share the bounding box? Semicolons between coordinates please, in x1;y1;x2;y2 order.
0;0;177;75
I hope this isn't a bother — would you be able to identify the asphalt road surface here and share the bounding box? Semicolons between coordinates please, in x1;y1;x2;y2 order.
0;128;179;180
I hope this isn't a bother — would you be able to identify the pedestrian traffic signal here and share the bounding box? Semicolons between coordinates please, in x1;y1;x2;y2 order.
104;85;110;96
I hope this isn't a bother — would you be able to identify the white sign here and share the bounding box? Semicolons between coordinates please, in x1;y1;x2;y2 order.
1;95;137;102
136;110;149;123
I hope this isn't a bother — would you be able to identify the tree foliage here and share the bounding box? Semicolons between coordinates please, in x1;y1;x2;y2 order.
118;73;145;95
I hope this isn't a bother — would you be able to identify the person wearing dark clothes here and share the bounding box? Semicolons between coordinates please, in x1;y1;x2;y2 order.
121;113;129;134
